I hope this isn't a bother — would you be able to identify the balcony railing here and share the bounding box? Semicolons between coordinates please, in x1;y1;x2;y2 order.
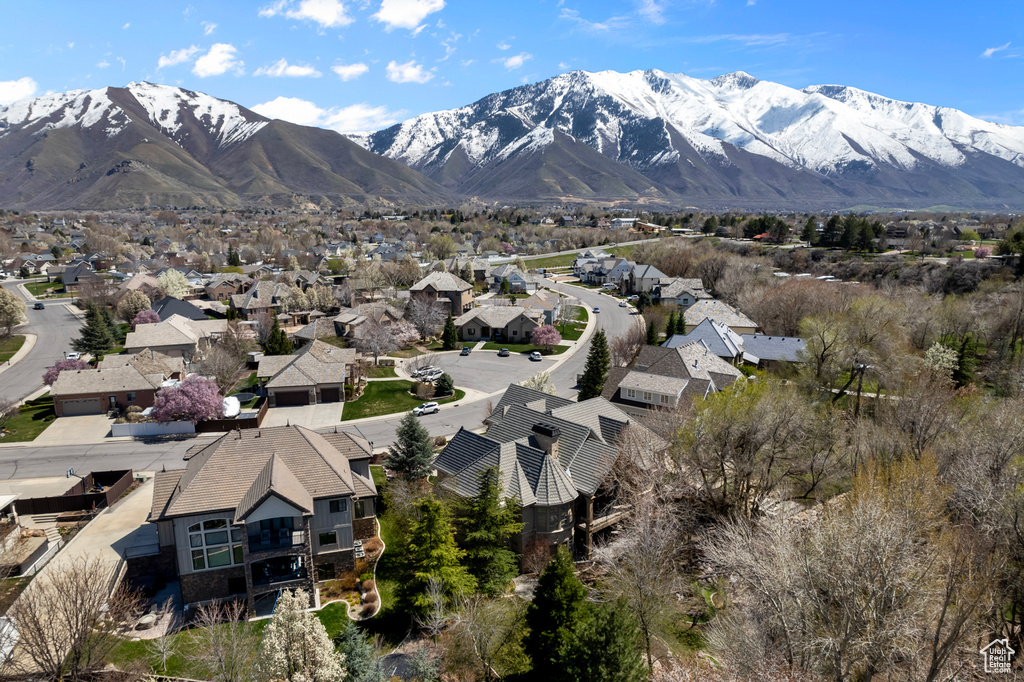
252;566;308;587
248;530;306;553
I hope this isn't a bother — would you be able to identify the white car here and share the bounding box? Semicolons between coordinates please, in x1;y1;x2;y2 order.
422;369;444;382
66;351;81;360
413;401;440;416
411;365;437;378
529;351;543;361
619;301;628;307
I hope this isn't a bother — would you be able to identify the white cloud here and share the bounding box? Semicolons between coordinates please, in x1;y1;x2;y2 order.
157;45;200;69
192;43;244;77
461;59;475;67
636;0;666;24
559;8;631;32
982;42;1011;58
0;77;37;106
117;56;126;70
251;96;403;133
497;41;511;50
122;22;130;29
97;60;111;69
202;21;217;35
688;33;790;47
258;0;288;17
386;59;433;83
254;58;322;77
67;42;75;49
373;0;445;31
502;52;532;70
288;0;353;28
331;63;369;80
558;61;571;70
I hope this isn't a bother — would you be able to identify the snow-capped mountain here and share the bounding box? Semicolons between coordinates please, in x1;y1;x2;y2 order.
0;82;444;209
355;69;1024;209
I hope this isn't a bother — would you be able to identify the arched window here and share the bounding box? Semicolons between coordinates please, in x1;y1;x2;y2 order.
188;519;244;571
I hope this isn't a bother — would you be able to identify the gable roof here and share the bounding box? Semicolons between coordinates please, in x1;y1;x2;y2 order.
410;271;473;293
151;296;208;322
664;318;745;359
51;365;164;396
234;454;314;521
636;342;744;389
260;340;357;388
454;305;540;329
740;334;807;363
96;348;183;377
684;299;758;331
486;384;573;423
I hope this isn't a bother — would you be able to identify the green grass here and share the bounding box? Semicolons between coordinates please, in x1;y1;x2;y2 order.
526;253;578;269
319;336;350;349
387;347;423;359
575;306;589;322
341;381;466;421
23;280;71;297
557;324;586;342
358;513;410;647
0;394;55;442
370;464;387;490
229;371;259;395
365;365;397;379
109;620;268;678
481;342;569;355
0;335;25;363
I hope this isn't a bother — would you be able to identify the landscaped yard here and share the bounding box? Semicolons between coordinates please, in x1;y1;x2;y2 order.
23;280;71;298
0;394;55;442
341;380;465;421
0;335;25;363
110;619;269;678
387;347;423;359
319;336;350;349
358;513;408;647
365;365;398;379
370;464;387;490
229;371;259;395
481;342;569;355
558;324;587;342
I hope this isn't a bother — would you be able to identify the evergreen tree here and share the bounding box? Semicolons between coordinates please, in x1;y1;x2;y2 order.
500;278;511;295
403;496;476;613
664;312;677;340
228;247;242;267
562;600;647;682
460;261;474;285
645;321;657;346
263;315;294;356
525;547;587;679
636;291;653;312
675;309;687;335
578;329;610;401
441;313;458;351
802;216;818;244
384;412;434;479
334;621;386;682
72;304;115;356
435;373;455;397
456;467;523;596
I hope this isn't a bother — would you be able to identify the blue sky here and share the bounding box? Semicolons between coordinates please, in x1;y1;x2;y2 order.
0;0;1022;132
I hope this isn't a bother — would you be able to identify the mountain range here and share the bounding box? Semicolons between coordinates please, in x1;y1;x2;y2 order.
0;81;443;210
355;69;1024;211
3;72;1024;211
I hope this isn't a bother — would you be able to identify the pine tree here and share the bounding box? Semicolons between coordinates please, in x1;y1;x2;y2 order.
334;620;386;682
562;600;647;682
441;313;458;351
72;304;115;356
263;315;294;356
525;547;587;679
460;261;474;285
665;312;677;340
403;496;476;613
384;412;434;479
645;321;657;346
456;467;523;596
578;328;610;401
675;309;687;335
228;247;242;267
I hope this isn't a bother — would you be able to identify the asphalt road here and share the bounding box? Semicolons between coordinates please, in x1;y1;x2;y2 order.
0;281;82;404
0;278;640;477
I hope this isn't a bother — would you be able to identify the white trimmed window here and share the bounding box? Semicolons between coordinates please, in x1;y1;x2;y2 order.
643;391;653;402
625;388;636;399
188;519;243;571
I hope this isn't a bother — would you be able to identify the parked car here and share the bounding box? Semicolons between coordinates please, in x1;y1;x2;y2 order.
411;365;437;378
422;369;444;382
66;351;81;360
413;401;440;416
460;347;471;356
529;351;543;361
497;348;510;357
627;295;639;301
32;302;44;310
593;307;600;314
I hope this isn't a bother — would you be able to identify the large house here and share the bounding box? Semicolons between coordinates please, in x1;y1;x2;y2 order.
656;278;711;308
257;340;359;406
124;314;227;359
433;385;667;559
454;306;543;343
409;271;474;316
682;299;759;335
50;362;173;416
149;425;378;610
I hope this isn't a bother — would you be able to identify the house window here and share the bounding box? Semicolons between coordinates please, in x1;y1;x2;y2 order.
127;392;136;402
643;392;653;402
660;394;670;405
354;500;367;519
329;499;348;514
625;388;636;399
319;531;338;547
512;330;518;337
467;328;476;336
187;519;243;572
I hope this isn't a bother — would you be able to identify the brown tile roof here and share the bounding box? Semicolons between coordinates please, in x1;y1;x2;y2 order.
262;340;356;389
234;454;314;521
318;430;374;459
51;365;163;396
153;425;364;520
410;271;473;293
97;348;183;377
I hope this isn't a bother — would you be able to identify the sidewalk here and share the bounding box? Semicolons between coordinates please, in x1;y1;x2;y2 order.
0;333;36;380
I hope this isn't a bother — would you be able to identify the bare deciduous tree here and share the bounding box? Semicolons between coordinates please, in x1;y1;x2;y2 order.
194;600;261;682
610;318;646;367
407;298;446;341
145;597;179;673
195;344;245;396
457;596;528;681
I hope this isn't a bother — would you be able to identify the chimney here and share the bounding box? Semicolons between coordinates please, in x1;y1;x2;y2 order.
532;422;561;460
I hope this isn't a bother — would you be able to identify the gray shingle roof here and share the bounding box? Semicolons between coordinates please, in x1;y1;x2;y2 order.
486;384;573;424
51;365;163;396
684;299;758;331
410;271;472;293
262;340;356;388
740;334;807;362
664;318;744;359
454;305;539;329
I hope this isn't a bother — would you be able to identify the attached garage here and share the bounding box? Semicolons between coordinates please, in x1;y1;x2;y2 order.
320;387;341;403
273;391;310;406
60;398;103;416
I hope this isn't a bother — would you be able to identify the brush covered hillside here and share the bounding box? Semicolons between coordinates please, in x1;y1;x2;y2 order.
354;69;1024;210
0;82;446;210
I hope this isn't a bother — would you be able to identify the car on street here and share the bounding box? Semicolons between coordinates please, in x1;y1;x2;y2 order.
413;401;440;416
411;365;437;378
529;351;543;361
422;369;444;382
66;352;81;360
497;348;510;357
619;301;628;307
593;307;600;314
32;302;44;310
460;347;471;356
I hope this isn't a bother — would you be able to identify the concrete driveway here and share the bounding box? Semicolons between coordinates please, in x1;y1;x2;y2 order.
261;403;344;429
410;350;558;393
31;414;113;446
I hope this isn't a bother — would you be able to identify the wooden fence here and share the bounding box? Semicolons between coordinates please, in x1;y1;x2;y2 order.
195;396;268;433
16;470;134;515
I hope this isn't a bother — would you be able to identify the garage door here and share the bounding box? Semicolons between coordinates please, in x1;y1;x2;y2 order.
274;391;310;406
320;387;341;403
61;398;103;416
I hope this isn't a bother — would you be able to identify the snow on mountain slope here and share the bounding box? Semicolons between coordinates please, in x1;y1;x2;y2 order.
0;82;267;148
360;68;1024;180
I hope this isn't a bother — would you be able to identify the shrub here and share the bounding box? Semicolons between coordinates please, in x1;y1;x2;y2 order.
433;435;448;448
363;592;378;606
361;604;375;617
361;579;376;592
415;382;435;399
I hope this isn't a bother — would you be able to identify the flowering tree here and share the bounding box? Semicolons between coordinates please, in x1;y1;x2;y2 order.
531;325;562;351
151;376;224;423
131;309;160;330
258;589;345;682
43;359;90;387
116;290;151;325
392;321;419;348
156;269;190;299
974;246;992;259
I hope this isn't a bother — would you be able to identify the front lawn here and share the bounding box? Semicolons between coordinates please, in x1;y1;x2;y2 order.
23;280;71;298
109;620;268;678
0;335;25;363
481;342;569;355
0;394;55;442
370;464;387;489
341;380;465;421
365;365;397;379
558;325;586;342
387;347;423;359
